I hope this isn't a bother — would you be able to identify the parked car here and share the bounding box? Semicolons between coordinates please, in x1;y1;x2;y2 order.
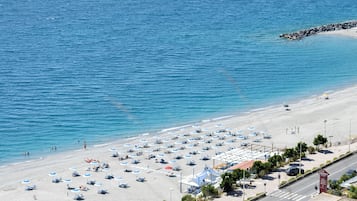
286;167;304;176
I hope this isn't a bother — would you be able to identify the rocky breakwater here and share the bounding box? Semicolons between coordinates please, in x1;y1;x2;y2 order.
280;20;357;40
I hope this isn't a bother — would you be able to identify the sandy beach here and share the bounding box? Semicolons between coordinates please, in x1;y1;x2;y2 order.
2;27;357;200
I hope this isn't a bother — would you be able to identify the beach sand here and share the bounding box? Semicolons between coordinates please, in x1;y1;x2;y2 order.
1;83;357;201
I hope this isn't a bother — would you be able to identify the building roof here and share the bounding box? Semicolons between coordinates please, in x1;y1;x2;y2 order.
228;160;255;170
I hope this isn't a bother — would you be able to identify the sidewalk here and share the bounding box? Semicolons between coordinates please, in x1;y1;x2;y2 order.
216;142;356;201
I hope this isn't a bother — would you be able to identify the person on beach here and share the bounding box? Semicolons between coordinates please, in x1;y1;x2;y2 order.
83;141;87;150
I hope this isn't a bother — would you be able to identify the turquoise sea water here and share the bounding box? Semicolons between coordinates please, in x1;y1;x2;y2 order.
1;0;357;164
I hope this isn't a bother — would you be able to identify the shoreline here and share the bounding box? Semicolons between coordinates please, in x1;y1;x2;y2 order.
2;82;357;200
1;81;355;167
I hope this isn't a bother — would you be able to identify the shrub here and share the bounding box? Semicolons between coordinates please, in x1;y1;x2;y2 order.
201;184;219;198
182;194;196;201
307;146;316;154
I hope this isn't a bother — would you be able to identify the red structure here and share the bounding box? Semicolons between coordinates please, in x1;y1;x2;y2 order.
319;169;329;193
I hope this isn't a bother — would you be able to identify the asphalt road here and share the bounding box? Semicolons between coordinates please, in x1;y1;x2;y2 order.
261;152;357;201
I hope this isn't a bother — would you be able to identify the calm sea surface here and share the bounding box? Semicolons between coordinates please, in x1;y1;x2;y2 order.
1;0;357;163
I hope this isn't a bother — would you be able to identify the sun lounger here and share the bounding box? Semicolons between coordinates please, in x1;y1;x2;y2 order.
73;194;85;200
52;178;61;183
136;177;145;182
86;180;96;185
67;184;75;190
97;189;108;194
72;171;80;177
25;185;36;191
124;169;132;173
119;183;128;188
105;174;114;180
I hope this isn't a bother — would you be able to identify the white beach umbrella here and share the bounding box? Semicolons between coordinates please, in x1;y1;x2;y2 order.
83;173;92;178
48;171;57;177
120;161;128;166
115;176;124;181
21;179;31;184
63;179;72;183
71;188;80;194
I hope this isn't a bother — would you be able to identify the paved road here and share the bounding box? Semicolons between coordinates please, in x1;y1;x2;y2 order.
261;152;357;201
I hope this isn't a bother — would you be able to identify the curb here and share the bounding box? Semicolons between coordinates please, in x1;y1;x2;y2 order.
246;192;266;201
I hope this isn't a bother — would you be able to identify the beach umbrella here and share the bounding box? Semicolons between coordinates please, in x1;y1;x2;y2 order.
248;126;255;131
132;170;141;175
71;188;80;194
69;167;77;171
21;179;31;184
83;173;92;178
63;179;72;183
120;161;128;166
90;161;99;166
115;176;123;181
48;171;57;177
157;153;165;158
109;147;117;152
164;165;173;170
94;182;102;187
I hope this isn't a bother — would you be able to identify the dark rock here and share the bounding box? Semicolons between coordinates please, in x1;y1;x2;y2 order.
280;20;357;40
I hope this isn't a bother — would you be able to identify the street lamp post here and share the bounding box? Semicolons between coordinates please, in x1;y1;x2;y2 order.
180;172;182;193
278;174;281;186
349;119;352;152
264;182;267;194
170;188;173;201
324;120;327;138
329;135;333;147
242;170;245;200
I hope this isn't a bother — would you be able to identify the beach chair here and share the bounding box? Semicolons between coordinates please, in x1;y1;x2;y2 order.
97;189;108;194
52;178;61;183
25;185;36;191
136;177;145;182
73;194;85;200
119;183;128;188
105;174;114;180
67;184;75;190
72;171;80;177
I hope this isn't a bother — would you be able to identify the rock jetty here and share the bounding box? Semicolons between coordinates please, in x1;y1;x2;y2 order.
280;20;357;40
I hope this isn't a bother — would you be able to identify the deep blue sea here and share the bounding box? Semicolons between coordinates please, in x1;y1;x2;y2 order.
1;0;357;164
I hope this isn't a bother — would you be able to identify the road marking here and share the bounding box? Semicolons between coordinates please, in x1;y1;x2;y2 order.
269;190;306;201
294;196;306;201
289;194;300;199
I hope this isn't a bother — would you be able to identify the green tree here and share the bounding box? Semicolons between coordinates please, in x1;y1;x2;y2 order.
313;134;328;149
252;161;272;178
220;169;250;192
349;185;357;199
220;172;234;192
283;148;298;161
201;184;219;198
181;194;196;201
295;142;308;153
328;179;341;190
307;146;316;154
268;154;284;168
